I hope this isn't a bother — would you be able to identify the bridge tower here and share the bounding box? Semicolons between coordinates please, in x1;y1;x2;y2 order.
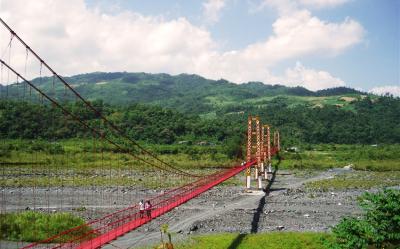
263;125;272;179
246;115;262;189
260;125;265;179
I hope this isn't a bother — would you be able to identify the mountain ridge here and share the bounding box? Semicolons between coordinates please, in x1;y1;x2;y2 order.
63;71;364;96
1;71;367;114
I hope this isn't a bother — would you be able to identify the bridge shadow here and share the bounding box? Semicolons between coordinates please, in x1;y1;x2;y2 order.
227;158;281;249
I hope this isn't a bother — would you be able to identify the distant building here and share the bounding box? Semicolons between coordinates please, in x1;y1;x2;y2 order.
287;146;299;152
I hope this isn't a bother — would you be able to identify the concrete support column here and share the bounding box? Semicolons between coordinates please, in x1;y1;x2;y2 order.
257;175;263;189
267;163;273;180
246;167;251;189
246;175;251;189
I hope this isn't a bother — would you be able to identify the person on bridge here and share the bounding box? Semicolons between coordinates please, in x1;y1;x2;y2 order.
139;200;145;218
145;200;152;218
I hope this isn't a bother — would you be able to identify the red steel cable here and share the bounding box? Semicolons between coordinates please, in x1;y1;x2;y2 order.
0;18;198;178
0;59;197;177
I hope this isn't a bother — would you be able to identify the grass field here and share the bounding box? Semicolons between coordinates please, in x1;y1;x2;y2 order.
0;139;233;169
305;171;400;191
0;139;236;188
280;144;400;191
1;140;399;188
0;211;92;242
206;94;369;112
280;144;400;171
144;232;333;249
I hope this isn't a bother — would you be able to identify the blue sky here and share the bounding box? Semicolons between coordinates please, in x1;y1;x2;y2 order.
1;0;399;94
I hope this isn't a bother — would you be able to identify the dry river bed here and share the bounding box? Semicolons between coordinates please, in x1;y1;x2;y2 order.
1;168;375;249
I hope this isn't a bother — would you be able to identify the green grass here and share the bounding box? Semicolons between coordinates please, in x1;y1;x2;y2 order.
242;95;359;111
2;140;399;188
0;139;233;169
280;144;400;171
0;211;93;242
305;171;400;191
148;232;333;249
0;139;235;188
279;144;400;191
200;94;365;114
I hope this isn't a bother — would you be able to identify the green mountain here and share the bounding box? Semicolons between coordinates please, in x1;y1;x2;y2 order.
1;72;366;114
1;72;399;145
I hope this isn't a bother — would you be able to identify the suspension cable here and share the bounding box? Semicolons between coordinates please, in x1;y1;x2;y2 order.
0;17;196;177
0;59;198;177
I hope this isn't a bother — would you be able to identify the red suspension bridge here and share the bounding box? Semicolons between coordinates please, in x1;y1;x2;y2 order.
0;18;280;249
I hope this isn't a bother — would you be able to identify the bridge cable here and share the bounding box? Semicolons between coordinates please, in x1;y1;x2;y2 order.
0;17;199;178
0;58;197;177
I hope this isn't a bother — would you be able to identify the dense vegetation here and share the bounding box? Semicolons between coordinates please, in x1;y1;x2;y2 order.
332;189;400;249
0;211;92;242
1;72;364;114
0;94;399;146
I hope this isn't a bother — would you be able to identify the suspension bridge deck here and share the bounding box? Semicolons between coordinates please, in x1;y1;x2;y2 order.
23;161;256;249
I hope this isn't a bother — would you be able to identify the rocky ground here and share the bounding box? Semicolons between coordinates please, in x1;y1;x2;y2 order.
102;168;364;248
1;168;366;249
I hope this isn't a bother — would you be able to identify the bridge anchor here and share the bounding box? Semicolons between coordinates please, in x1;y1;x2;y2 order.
246;168;251;188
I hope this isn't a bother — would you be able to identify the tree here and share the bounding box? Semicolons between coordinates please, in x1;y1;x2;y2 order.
224;136;243;159
156;224;173;249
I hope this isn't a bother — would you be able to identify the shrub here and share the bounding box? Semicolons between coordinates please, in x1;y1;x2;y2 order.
332;189;400;249
0;211;92;243
47;142;65;154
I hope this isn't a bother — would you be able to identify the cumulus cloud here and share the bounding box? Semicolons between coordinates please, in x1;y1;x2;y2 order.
203;0;226;24
0;0;215;77
369;86;400;97
242;10;363;63
196;9;363;88
271;62;345;90
0;0;364;91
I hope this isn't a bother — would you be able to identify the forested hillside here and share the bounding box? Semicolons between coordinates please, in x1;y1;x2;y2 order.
1;72;365;114
1;95;399;145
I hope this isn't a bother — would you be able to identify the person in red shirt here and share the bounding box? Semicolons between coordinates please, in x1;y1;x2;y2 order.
145;200;152;218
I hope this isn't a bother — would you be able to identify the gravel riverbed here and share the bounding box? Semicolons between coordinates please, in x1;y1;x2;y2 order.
1;168;368;249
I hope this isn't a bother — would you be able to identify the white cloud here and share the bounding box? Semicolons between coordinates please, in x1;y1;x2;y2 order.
0;0;364;91
0;0;215;77
202;0;226;24
272;62;345;90
369;86;400;97
242;10;363;63
195;9;363;90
